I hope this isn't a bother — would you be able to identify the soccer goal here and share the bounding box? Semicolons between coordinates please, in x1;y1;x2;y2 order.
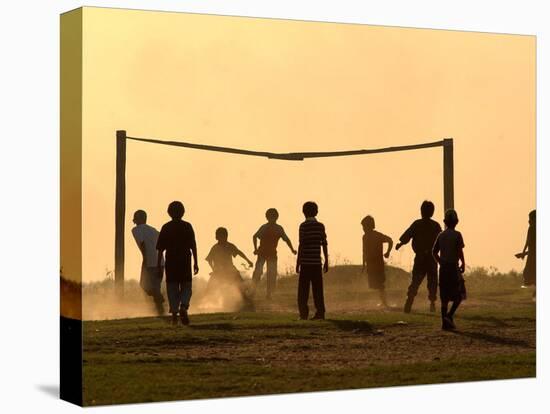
114;129;454;294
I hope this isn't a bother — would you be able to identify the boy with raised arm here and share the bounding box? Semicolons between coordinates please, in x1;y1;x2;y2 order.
252;208;297;300
296;201;329;320
396;200;442;313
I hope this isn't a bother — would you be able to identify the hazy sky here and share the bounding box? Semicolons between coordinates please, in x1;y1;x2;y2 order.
77;7;534;282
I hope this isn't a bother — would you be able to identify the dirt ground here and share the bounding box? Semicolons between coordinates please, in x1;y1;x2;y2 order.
82;267;536;405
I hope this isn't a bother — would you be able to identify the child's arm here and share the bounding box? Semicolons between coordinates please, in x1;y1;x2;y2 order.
516;230;530;259
156;228;166;277
396;224;414;251
458;247;466;274
205;257;214;272
190;225;199;275
205;247;215;272
383;234;393;259
322;226;329;273
458;233;466;273
156;249;164;279
252;227;261;255
131;231;147;261
432;237;441;265
281;228;297;255
236;248;254;268
296;225;303;273
322;244;329;273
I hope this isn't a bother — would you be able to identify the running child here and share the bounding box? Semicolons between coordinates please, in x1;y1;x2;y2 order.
205;227;255;309
131;209;165;315
396;200;442;313
252;208;297;300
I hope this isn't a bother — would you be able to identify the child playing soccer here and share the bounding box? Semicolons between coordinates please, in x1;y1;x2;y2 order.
156;201;199;326
516;209;536;300
252;208;297;300
432;209;466;331
296;201;329;320
131;209;165;315
396;200;442;313
205;227;254;308
361;215;393;308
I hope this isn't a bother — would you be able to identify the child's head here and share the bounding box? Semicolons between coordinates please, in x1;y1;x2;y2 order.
420;200;435;218
302;201;318;218
443;209;459;229
361;215;375;232
529;209;536;226
167;201;185;220
133;209;147;225
215;227;228;242
265;208;279;223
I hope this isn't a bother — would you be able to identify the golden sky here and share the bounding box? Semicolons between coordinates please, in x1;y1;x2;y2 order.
76;7;534;282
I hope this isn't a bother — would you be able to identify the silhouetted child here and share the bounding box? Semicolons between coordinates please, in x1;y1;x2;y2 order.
205;227;254;307
156;201;199;326
296;201;329;320
131;209;165;315
396;200;442;313
432;209;466;331
252;208;297;300
516;210;536;300
361;215;393;308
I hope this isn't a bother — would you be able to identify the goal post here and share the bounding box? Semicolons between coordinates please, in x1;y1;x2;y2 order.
113;130;454;295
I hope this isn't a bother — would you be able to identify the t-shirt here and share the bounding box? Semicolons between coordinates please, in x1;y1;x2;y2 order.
156;219;196;266
131;224;163;267
433;228;465;265
205;242;239;272
298;218;327;266
363;230;391;274
254;222;290;258
399;218;442;255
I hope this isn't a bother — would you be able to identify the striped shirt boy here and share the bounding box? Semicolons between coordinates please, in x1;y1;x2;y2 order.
298;217;328;265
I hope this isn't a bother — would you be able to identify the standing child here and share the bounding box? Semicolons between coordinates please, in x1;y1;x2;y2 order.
156;201;199;326
396;200;442;313
296;201;329;320
516;209;536;300
131;209;165;315
205;227;254;308
432;209;466;331
252;208;297;300
361;215;393;308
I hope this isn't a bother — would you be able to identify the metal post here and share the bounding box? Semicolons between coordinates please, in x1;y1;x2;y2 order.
443;138;454;211
115;130;127;297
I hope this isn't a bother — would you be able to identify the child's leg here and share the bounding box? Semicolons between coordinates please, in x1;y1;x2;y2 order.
427;261;438;306
252;256;266;286
440;300;449;319
180;281;193;311
448;299;461;318
310;266;326;318
266;256;278;298
297;267;311;319
405;259;426;311
166;281;179;314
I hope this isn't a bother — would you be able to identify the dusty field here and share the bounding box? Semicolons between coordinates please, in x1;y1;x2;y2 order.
82;266;536;406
